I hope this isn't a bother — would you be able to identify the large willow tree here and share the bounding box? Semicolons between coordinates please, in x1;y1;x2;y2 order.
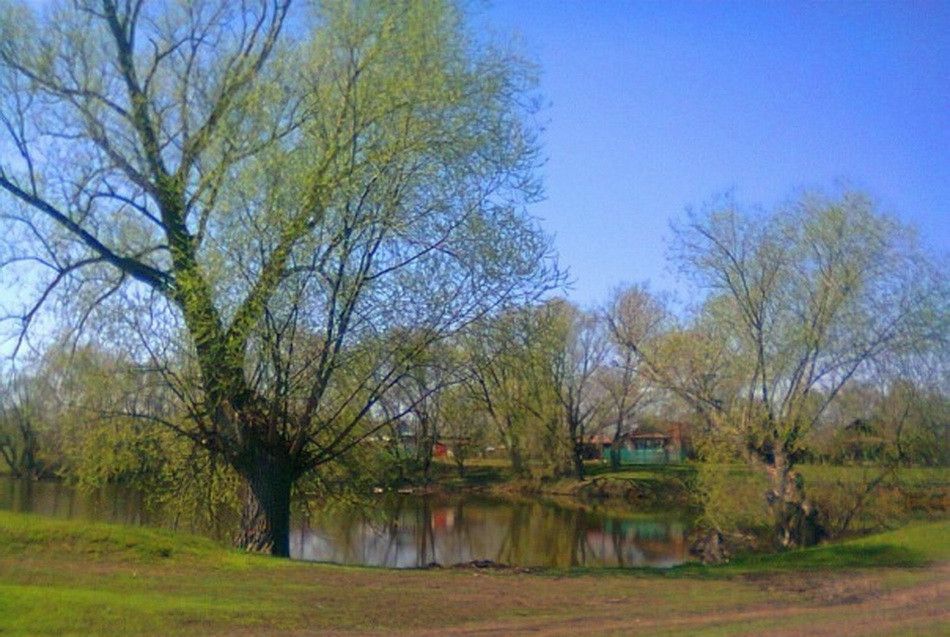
0;0;557;555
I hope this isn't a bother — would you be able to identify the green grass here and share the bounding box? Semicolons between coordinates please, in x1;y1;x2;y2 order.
0;510;272;568
434;459;947;492
717;521;950;572
800;463;949;486
428;458;513;487
582;462;697;480
557;518;950;580
0;510;947;635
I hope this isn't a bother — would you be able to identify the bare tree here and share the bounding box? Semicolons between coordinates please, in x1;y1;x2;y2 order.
603;284;667;470
382;346;462;484
548;301;609;480
0;376;41;478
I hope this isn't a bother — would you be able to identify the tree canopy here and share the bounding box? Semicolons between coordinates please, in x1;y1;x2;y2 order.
0;0;559;555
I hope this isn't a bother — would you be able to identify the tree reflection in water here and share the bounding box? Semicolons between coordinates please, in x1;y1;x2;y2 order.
292;494;691;568
0;478;691;569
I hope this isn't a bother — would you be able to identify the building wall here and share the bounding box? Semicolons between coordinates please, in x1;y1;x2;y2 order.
602;446;684;464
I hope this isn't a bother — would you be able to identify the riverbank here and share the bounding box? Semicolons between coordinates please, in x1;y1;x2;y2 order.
421;460;696;507
424;461;947;514
0;511;947;635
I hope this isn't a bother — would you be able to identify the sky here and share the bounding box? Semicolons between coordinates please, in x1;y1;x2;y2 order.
483;0;949;306
2;0;948;316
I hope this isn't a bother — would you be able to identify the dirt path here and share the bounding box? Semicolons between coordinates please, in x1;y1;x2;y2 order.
399;563;950;637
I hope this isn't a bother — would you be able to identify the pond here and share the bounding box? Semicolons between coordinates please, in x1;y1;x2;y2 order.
0;477;693;569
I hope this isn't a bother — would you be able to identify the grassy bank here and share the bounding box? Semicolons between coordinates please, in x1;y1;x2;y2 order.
425;459;697;507
428;460;946;517
0;511;947;635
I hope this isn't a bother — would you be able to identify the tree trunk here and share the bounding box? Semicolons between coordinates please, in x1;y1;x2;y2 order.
610;431;623;471
508;442;526;477
764;448;822;548
765;449;795;547
572;441;585;480
611;420;624;470
419;432;434;484
23;430;38;479
236;446;293;557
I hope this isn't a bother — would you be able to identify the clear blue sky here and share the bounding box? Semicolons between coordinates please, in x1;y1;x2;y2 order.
483;0;949;306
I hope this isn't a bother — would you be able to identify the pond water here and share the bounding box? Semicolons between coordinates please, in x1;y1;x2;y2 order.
0;477;693;569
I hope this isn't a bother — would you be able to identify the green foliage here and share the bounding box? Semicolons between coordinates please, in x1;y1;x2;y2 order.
694;460;770;537
2;344;241;532
810;380;949;466
0;385;43;478
641;192;949;546
462;303;572;477
0;0;561;553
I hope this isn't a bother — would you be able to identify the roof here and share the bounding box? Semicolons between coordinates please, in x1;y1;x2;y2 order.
628;432;670;440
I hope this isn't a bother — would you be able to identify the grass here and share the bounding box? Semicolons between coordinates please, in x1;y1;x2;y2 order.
0;510;947;635
800;464;949;487
428;459;699;510
427;458;513;488
715;521;950;572
433;459;947;491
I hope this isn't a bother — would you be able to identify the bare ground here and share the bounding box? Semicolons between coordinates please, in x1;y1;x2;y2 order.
389;563;950;637
217;562;948;637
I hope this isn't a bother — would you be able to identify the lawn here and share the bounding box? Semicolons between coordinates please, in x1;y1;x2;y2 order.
0;511;946;636
433;458;948;490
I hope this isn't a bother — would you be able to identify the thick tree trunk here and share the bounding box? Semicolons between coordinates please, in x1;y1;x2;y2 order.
765;449;795;547
764;448;822;548
567;417;586;480
21;429;38;479
610;430;623;471
236;446;293;557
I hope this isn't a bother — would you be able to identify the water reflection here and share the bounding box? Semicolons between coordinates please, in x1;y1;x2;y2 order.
1;476;152;526
293;495;690;568
0;478;691;568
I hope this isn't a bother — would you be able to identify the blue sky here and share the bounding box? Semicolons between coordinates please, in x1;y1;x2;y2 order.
3;0;948;314
484;0;949;306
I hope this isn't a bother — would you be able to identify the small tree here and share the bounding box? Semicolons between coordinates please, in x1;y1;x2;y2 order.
382;345;462;484
439;383;487;478
603;285;667;470
548;301;609;480
464;305;563;477
0;376;41;478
